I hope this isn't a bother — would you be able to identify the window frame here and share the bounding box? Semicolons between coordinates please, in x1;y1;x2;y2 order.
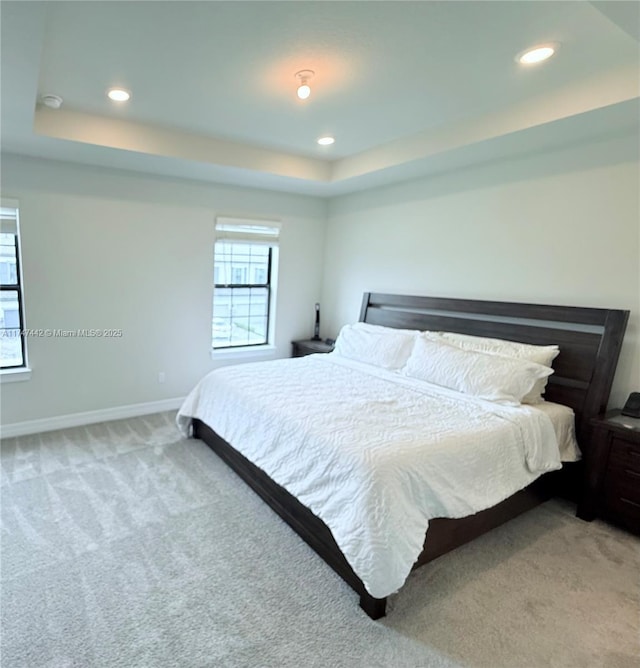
212;243;274;350
0;202;27;371
210;216;282;357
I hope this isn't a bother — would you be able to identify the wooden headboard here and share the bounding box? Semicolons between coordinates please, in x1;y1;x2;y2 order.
359;293;629;443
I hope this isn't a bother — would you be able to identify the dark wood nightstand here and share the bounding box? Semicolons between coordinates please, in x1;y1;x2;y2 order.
577;410;640;535
291;339;334;358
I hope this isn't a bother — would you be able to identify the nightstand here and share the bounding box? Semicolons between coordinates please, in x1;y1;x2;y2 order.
291;339;334;358
577;410;640;535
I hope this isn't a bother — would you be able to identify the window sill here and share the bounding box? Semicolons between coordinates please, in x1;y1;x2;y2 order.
211;344;276;361
0;367;32;383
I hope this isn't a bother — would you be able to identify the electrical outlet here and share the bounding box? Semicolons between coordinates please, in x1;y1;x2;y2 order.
158;372;165;384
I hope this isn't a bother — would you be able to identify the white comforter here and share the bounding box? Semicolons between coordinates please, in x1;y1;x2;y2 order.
177;354;564;599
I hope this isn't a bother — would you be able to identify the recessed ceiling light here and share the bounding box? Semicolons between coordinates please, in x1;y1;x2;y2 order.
317;136;335;146
517;44;557;65
107;88;131;102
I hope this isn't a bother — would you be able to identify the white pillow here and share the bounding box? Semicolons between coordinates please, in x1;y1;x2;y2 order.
404;336;554;405
333;322;418;370
423;331;559;404
351;322;420;337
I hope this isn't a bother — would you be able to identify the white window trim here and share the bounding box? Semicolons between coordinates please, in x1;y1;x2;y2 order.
0;367;32;383
211;343;277;360
1;196;29;377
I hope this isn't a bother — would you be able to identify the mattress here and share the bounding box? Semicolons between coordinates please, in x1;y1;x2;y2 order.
177;353;575;598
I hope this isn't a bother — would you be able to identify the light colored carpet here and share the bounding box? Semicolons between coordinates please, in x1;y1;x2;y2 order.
1;412;638;668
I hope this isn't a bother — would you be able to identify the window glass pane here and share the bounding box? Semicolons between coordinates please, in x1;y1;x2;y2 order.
1;289;23;363
0;208;26;370
248;302;267;317
0;290;21;329
0;327;22;367
212;285;269;347
214;242;269;287
249;316;267;339
0;234;18;285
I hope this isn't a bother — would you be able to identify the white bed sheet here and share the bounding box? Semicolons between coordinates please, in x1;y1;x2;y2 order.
533;401;581;462
177;353;570;599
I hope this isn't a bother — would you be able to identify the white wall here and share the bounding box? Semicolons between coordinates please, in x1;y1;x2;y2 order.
3;133;638;429
0;155;327;425
322;135;639;408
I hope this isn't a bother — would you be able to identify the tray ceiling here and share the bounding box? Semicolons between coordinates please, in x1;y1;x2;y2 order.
2;1;638;196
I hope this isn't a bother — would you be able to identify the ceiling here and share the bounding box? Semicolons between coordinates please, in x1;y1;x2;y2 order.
1;1;638;196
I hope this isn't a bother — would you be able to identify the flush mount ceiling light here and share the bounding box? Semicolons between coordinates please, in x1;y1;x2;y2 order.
107;88;131;102
516;44;558;65
40;94;63;109
295;70;314;100
317;136;335;146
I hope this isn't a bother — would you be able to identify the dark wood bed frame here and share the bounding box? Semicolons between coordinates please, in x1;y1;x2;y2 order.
192;293;629;619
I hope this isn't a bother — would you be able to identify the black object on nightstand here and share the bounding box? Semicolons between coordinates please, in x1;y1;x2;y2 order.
577;410;640;535
291;339;334;358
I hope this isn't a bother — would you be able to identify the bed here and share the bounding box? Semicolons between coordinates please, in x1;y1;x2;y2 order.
178;293;628;618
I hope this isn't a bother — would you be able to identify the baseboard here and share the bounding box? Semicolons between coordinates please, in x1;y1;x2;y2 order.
0;397;185;438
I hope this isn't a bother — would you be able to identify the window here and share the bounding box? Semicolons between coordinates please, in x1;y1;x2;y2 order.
212;218;280;349
0;200;27;369
232;267;246;284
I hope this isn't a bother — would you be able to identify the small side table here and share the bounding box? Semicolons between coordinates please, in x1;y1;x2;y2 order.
577;410;640;535
291;339;334;358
